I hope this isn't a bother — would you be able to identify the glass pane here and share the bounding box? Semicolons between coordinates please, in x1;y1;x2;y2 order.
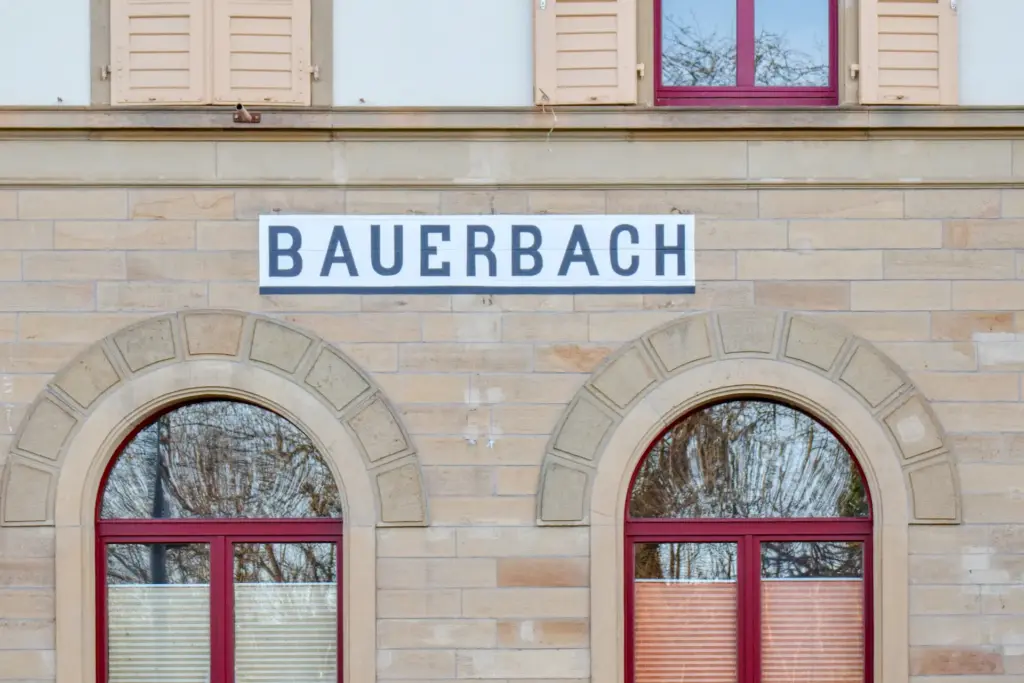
234;542;338;683
106;543;210;683
661;0;737;86
634;542;737;683
754;0;830;87
101;400;342;519
629;400;868;519
761;542;865;683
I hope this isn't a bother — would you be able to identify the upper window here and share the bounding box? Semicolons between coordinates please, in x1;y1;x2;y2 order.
655;0;838;106
627;399;870;683
98;400;341;683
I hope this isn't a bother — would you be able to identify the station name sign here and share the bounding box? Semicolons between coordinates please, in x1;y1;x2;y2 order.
259;215;696;294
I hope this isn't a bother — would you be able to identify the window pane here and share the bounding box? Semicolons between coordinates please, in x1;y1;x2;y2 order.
234;542;338;683
106;543;210;683
661;0;737;86
101;400;342;519
754;0;830;86
761;542;865;683
629;400;868;519
634;542;737;683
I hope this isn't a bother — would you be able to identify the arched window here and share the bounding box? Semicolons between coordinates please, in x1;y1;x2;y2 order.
97;400;342;683
627;399;871;683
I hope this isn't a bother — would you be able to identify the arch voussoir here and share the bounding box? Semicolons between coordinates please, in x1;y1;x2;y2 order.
537;309;960;527
0;309;428;527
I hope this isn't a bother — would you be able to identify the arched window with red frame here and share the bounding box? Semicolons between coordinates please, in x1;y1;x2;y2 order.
627;399;871;683
97;399;342;683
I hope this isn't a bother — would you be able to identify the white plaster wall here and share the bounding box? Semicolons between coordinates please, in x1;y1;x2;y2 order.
0;0;90;105
333;0;533;107
959;0;1024;105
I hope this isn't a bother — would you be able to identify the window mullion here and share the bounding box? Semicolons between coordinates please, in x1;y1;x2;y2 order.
741;535;762;683
210;536;230;683
736;0;756;86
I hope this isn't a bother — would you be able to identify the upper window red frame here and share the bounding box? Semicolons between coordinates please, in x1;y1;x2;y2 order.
96;399;343;683
654;0;839;107
624;398;873;683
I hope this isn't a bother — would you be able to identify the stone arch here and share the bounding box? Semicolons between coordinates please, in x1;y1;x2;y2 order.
1;310;427;528
0;310;427;683
541;309;961;683
537;309;959;526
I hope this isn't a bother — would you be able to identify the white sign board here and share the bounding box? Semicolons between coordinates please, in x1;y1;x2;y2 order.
258;215;695;294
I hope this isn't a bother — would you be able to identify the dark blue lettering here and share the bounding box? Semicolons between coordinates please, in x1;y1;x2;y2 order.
610;224;640;276
420;225;451;277
467;225;496;277
511;225;543;276
371;224;403;276
656;223;687;277
268;226;302;277
557;225;598;276
320;225;358;277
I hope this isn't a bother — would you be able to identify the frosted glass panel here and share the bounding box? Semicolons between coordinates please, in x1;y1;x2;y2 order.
234;542;338;683
106;543;210;683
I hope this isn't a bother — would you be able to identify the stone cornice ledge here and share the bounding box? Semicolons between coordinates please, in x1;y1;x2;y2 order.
3;105;1024;135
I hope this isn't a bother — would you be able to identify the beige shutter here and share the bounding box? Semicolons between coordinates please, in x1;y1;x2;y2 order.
212;0;312;106
534;0;637;105
110;0;209;105
859;0;958;104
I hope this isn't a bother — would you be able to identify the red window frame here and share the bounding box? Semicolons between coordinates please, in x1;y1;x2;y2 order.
95;409;343;683
624;407;873;683
654;0;839;107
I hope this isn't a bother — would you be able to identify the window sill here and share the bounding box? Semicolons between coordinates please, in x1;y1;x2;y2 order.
2;105;1024;135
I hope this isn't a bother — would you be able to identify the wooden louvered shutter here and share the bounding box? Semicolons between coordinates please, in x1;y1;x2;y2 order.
534;0;637;105
212;0;312;106
859;0;958;104
110;0;208;105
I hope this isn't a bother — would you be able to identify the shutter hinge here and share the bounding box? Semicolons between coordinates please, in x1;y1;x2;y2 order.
101;65;111;81
637;63;646;79
849;63;860;80
310;64;320;81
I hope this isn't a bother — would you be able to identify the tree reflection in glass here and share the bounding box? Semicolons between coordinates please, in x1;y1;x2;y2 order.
100;400;342;520
629;400;868;519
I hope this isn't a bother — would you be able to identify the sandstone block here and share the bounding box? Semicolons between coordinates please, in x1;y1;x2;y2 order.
784;316;847;371
19;190;126;219
399;344;531;373
754;281;850;311
233;189;344;219
738;250;883;280
183;312;244;357
551;396;616;461
378;589;461;618
911;647;1003;675
346;190;441;214
304;347;371;412
502;313;589;342
439;190;529;214
589;312;678;343
538;461;589;523
461;588;588;618
2;461;53;524
376;649;455;679
0;650;55;679
0;589;54;619
423;466;495;497
0;221;53;249
701;219;788;249
884;249;1014;280
455;527;589;558
588;345;659;410
496;619;589;648
455;649;589;679
54;220;195;250
907;460;958;521
528;190;606;214
840;345;904;407
98;282;207;311
248;319;311;373
422;314;501;342
113;317;176;372
497;558;588;587
788;219;942;249
429;496;535;526
496;466;540;496
378;558;496;589
907;190;1001;219
16;399;76;462
885;396;946;459
22;251;125;281
605;189;757;218
377;462;426;524
53;345;119;409
348;397;408;463
759;190;903;219
646;316;712;373
717;310;778;355
534;344;615;373
851;281;951;311
129;190;233;219
378;619;497;649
